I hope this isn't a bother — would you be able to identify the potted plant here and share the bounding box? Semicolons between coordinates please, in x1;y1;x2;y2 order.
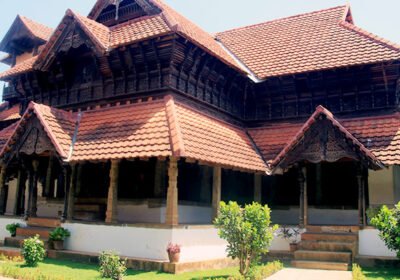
166;243;181;263
49;227;71;250
6;223;21;237
278;226;301;251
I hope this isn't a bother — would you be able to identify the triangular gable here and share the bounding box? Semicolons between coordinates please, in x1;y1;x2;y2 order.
0;15;53;53
271;106;384;172
34;10;110;71
0;102;78;164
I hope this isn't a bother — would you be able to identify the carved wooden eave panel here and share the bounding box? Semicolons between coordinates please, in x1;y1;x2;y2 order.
272;111;384;173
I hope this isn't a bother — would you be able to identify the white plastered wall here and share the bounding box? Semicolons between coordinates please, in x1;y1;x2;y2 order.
5;179;18;215
359;229;396;257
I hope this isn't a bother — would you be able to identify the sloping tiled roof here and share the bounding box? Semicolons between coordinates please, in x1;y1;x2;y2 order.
0;56;38;79
110;15;171;48
19;16;54;41
0;104;21;122
249;110;400;166
216;5;400;79
0;98;266;172
0;102;78;159
0;123;18;149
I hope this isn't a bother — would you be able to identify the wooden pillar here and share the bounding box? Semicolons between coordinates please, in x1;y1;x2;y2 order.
254;174;262;203
315;163;322;204
200;165;212;203
24;168;34;220
165;157;178;226
30;160;39;218
44;156;54;197
298;165;308;227
75;164;83;197
106;160;119;224
61;165;71;222
16;168;27;216
0;166;7;215
212;166;222;221
357;164;365;227
66;164;77;221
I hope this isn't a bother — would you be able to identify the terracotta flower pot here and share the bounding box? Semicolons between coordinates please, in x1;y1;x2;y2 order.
289;243;298;252
52;240;64;250
168;252;180;263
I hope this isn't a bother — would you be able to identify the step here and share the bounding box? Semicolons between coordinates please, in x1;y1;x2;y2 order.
16;226;52;239
4;236;50;249
0;246;22;258
291;260;350;271
302;232;357;243
306;225;359;233
298;240;356;255
27;217;61;228
294;250;352;263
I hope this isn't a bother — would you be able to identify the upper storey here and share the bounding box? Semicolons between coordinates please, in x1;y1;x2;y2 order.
217;5;400;80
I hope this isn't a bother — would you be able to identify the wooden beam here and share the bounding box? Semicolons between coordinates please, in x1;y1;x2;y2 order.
165;157;179;226
212;166;221;221
106;160;119;223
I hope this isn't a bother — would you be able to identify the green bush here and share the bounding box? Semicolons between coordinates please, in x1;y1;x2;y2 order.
370;202;400;258
247;261;283;280
6;223;21;236
22;235;46;267
214;201;278;277
49;227;71;241
99;251;126;280
352;264;366;280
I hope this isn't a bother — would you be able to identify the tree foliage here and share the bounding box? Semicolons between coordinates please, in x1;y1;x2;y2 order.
370;202;400;258
22;235;46;267
214;201;278;276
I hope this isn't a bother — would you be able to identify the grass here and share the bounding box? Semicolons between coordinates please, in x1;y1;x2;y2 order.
363;267;400;280
0;258;242;280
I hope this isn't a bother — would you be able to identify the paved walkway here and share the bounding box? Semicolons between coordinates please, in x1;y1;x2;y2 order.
266;268;352;280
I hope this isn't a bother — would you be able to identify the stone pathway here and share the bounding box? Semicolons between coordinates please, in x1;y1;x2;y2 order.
266;268;352;280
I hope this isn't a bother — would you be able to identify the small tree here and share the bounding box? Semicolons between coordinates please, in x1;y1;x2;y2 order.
22;235;46;267
214;201;278;277
371;202;400;258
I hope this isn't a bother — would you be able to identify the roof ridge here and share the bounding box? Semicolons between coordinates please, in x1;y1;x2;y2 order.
339;21;400;52
164;95;185;158
217;5;347;36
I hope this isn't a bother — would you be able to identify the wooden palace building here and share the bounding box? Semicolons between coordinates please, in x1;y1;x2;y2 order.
0;0;399;271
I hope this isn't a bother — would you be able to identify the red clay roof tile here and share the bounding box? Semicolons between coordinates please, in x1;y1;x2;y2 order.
0;104;21;122
19;16;54;42
0;123;18;150
216;5;400;79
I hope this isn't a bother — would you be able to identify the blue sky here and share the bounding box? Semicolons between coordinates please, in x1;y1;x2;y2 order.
1;0;400;99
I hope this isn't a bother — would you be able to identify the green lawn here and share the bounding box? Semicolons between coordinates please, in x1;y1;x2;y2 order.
364;267;400;280
0;258;241;280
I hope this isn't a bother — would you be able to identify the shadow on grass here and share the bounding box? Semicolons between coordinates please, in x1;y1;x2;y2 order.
189;275;231;280
364;267;400;280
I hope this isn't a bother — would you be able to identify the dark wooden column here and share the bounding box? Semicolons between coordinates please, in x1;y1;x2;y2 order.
254;174;262;203
0;166;7;215
14;168;27;216
30;160;40;218
166;157;178;226
212;166;222;221
44;156;54;197
298;164;308;227
66;164;77;221
106;160;119;224
154;159;166;198
357;163;366;227
315;163;322;204
24;167;34;220
61;165;71;222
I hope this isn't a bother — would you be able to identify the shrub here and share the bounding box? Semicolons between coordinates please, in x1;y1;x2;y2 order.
247;261;283;280
352;264;366;280
49;227;71;241
370;202;400;258
22;235;46;267
214;201;278;277
99;251;126;280
5;223;21;236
